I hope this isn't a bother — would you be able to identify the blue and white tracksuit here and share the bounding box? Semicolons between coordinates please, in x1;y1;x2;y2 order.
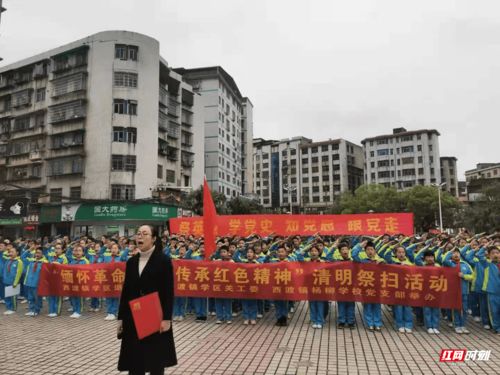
24;257;48;314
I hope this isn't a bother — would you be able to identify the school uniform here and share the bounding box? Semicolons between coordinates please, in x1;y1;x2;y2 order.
214;258;234;322
330;250;356;326
87;250;102;310
187;251;207;320
69;257;89;314
415;248;441;331
0;251;9;301
442;252;473;331
47;254;68;315
464;247;492;327
2;256;24;312
477;248;500;334
102;251;123;317
352;244;384;328
24;256;48;315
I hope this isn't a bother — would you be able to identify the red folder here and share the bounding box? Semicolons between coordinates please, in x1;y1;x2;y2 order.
129;292;163;340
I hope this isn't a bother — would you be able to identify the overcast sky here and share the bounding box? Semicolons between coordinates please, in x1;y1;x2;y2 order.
1;0;499;178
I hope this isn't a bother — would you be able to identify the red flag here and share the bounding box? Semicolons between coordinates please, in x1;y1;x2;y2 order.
203;177;217;259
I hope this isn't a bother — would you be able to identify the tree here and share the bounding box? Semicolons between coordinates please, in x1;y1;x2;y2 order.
339;184;403;214
227;196;264;215
400;185;460;231
461;182;500;232
182;185;227;215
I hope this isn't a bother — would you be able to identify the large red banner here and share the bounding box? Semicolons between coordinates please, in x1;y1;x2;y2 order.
38;263;126;298
169;213;413;237
38;260;461;309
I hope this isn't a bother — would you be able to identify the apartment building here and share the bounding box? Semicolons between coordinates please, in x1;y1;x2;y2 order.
173;66;253;198
465;162;500;201
0;30;203;237
362;127;441;190
253;137;364;213
440;156;459;197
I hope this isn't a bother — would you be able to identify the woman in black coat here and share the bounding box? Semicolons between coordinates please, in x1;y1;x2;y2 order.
117;225;177;375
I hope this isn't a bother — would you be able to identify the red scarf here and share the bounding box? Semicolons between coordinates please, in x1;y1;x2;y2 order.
7;260;13;274
33;261;39;273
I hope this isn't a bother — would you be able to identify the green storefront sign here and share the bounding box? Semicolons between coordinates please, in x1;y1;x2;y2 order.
0;218;23;225
41;203;178;223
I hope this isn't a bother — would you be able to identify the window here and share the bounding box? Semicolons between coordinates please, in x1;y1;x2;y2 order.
302;158;308;164
418;156;423;163
113;99;137;115
377;160;389;167
70;187;81;200
377;138;388;145
157;165;163;179
50;188;62;203
312;167;319;173
311;157;319;163
311;147;318;153
402;157;414;165
402;169;416;176
111;155;136;171
166;169;176;183
401;146;414;153
429;144;433;151
417;145;422;152
115;45;138;61
321;145;329;152
36;88;46;102
418;168;424;175
377;149;389;156
312;176;319;183
114;72;138;88
322;155;329;162
112;127;137;143
302;177;309;183
111;185;135;200
378;171;390;178
401;135;413;142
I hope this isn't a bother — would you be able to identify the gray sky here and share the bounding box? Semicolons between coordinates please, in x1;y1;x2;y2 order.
1;0;499;178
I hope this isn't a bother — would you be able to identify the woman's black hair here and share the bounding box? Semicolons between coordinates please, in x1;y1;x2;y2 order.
144;225;163;253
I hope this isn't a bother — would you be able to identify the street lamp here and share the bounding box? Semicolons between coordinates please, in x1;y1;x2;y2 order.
283;184;296;214
431;182;446;232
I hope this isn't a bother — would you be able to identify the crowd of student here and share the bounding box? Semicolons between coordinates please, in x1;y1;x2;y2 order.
0;230;499;336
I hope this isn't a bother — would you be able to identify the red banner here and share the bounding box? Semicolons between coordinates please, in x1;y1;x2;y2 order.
38;263;126;298
173;260;461;309
37;260;461;309
169;213;414;237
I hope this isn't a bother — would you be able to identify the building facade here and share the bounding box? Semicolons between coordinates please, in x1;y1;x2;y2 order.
253;137;364;213
362;127;441;190
465;163;500;201
173;66;253;198
0;30;203;237
440;156;458;197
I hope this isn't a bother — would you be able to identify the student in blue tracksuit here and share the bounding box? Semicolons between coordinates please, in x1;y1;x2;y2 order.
477;245;500;334
172;244;190;322
332;242;356;329
233;247;260;325
24;248;48;316
87;242;103;312
443;248;473;334
187;245;208;322
352;240;385;332
415;249;442;334
305;246;327;329
464;243;493;329
382;245;415;333
214;247;234;324
47;244;68;317
2;246;24;315
269;246;293;327
69;245;89;318
0;241;9;303
102;242;123;320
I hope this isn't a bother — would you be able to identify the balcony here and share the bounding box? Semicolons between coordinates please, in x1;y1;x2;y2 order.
167;122;180;139
47;157;84;177
51;72;87;98
181;155;194;168
12;89;33;108
49;100;86;124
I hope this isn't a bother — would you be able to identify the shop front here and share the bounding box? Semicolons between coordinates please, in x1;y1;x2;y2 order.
40;202;179;238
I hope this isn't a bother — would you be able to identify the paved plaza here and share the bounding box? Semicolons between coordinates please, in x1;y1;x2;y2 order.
1;301;498;375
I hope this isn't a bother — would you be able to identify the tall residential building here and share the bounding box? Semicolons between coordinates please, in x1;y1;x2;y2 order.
253;137;364;213
361;127;441;190
0;31;203;237
173;66;253;198
440;156;458;197
465;163;500;201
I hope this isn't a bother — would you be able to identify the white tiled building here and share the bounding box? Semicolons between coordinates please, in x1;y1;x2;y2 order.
362;127;441;190
0;30;204;203
440;156;459;197
173;66;253;198
253;137;364;213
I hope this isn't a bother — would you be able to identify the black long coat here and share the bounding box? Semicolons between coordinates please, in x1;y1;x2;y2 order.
117;248;177;372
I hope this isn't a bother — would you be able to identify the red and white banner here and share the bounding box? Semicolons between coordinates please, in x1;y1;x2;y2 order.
170;213;414;237
38;259;461;309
